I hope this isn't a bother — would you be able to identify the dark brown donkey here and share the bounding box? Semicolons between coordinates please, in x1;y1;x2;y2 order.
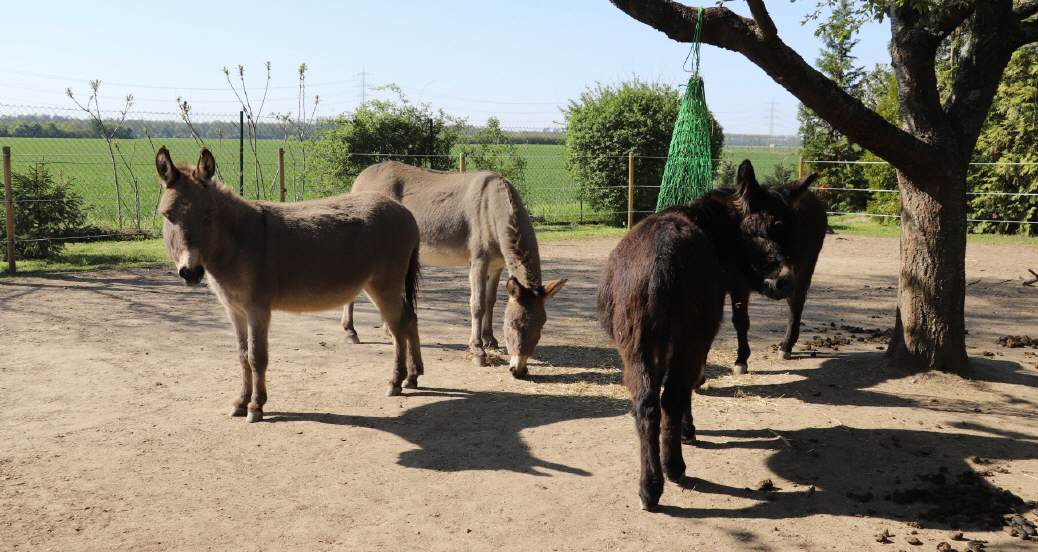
155;147;424;422
727;187;828;374
597;161;816;510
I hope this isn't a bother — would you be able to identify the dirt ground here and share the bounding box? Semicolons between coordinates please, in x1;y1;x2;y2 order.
2;232;1037;551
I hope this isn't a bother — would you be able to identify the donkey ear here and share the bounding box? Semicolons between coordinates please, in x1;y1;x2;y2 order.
193;147;216;182
735;160;760;198
155;146;178;186
787;172;819;200
542;278;567;300
506;276;523;299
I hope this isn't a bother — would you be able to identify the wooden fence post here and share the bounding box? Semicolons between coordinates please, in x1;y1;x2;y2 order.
627;151;635;229
278;147;286;202
3;146;15;274
459;152;466;172
798;155;805;179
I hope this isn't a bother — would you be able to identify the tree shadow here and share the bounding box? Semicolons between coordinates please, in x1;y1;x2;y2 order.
265;388;630;476
698;352;1038;418
652;425;1038;529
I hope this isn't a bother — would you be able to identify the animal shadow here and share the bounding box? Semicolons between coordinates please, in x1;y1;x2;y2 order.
267;388;629;476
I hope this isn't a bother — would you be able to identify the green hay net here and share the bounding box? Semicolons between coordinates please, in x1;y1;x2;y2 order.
656;8;713;211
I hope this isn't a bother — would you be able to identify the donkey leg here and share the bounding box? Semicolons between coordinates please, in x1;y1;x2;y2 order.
366;285;411;396
245;308;271;423
730;288;751;375
661;372;692;482
780;273;813;359
633;384;664;510
229;308;252;417
341;302;361;344
467;259;490;367
481;266;504;350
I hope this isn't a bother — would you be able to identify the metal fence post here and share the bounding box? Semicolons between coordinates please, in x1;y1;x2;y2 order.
278;147;286;202
3;146;15;274
458;152;466;172
627;151;635;229
799;155;805;179
238;110;245;196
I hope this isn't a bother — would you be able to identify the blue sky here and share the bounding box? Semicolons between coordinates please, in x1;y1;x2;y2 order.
0;1;892;135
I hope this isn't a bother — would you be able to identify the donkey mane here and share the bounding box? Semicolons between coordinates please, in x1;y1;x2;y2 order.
496;178;543;289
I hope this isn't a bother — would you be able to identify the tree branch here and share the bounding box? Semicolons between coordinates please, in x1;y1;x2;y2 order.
746;0;777;40
1015;0;1038;19
945;1;1022;156
609;0;938;175
890;4;951;143
1021;18;1038;42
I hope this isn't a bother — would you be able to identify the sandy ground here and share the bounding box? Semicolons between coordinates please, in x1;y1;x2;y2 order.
1;233;1037;551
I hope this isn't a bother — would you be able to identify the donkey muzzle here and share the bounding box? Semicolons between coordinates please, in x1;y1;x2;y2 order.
762;276;792;300
178;265;206;286
509;355;529;379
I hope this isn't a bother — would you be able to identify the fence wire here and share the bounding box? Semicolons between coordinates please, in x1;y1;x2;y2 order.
2;103;1036;259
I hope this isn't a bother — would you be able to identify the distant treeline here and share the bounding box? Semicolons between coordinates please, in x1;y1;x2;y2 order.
0;114;295;140
0;113;799;148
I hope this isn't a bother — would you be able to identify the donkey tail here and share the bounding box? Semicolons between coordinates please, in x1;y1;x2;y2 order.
403;244;421;317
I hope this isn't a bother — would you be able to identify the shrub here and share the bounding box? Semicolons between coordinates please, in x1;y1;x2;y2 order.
309;86;463;193
458;117;528;195
564;79;724;226
0;163;87;260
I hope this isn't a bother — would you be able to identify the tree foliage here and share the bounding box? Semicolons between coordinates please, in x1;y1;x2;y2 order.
564;78;724;226
968;44;1038;235
309;87;463;192
0;163;87;260
797;0;868;212
458;117;528;195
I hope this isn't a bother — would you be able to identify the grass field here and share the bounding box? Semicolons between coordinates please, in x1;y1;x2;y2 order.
2;136;800;236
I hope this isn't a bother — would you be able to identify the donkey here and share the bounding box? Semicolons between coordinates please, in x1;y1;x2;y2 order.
727;187;827;375
342;161;566;378
597;160;816;510
155;147;424;422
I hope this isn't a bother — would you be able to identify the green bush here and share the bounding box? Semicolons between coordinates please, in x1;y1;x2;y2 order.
458;117;528;195
0;163;87;260
564;79;724;226
309;87;463;193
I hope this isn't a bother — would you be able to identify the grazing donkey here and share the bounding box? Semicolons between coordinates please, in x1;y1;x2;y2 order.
342;161;566;378
155;147;424;422
727;187;828;374
597;160;816;510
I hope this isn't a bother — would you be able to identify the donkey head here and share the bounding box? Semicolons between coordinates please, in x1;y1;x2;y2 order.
155;146;219;286
503;277;568;378
732;160;817;300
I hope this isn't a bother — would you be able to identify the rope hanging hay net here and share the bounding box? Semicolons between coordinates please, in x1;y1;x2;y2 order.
656;8;714;211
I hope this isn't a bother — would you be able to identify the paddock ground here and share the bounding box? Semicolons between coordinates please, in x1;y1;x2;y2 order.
1;233;1036;551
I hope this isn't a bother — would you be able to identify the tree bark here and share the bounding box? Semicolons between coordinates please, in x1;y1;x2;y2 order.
887;164;970;372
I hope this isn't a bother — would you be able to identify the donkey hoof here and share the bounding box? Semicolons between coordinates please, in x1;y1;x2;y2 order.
245;409;263;423
781;350;793;360
386;385;403;397
229;404;248;417
510;366;528;380
639;485;662;511
664;462;686;483
344;331;361;345
471;353;488;367
681;425;697;445
732;363;748;376
403;376;419;389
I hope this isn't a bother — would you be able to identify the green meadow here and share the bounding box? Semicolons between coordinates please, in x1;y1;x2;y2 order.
1;136;799;233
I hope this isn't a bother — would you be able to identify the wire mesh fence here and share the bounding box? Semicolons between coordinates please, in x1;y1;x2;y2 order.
1;102;1036;271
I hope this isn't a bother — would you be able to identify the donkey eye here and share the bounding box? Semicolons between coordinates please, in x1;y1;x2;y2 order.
162;211;175;223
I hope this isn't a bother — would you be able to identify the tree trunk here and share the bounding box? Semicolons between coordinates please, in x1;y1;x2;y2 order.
886;163;971;372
